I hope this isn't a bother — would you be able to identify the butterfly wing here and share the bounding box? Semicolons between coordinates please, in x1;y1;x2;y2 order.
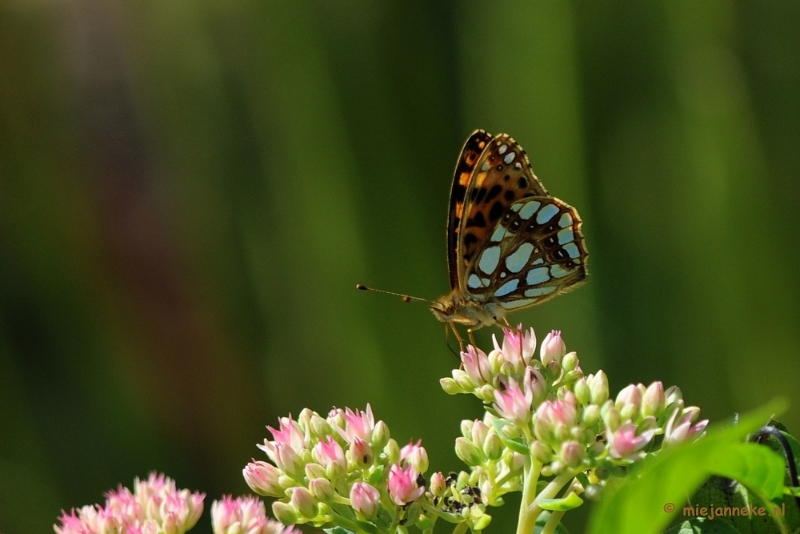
447;130;494;291
463;196;588;309
454;134;549;293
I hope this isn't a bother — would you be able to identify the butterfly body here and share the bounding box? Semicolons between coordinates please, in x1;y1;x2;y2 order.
432;130;588;330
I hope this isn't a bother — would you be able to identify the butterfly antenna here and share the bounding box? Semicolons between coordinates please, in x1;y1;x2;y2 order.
355;284;432;304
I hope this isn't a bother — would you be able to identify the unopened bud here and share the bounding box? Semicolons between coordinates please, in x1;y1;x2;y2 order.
455;437;483;466
272;501;298;525
291;487;316;519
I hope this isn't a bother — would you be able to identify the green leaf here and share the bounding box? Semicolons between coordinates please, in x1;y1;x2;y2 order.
538;492;585;511
324;527;356;534
587;399;788;534
491;417;529;454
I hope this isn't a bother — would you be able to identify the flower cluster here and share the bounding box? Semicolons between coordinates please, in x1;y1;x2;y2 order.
243;405;482;532
53;325;710;534
211;495;300;534
441;327;708;532
54;473;204;534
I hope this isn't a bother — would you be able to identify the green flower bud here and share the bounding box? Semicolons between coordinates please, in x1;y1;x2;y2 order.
440;377;464;395
298;408;314;431
455;437;482;466
272;501;298;525
588;371;609;405
642;381;665;418
471;420;489;445
483;431;503;460
309;478;334;503
310;413;331;437
562;351;579;372
291;487;317;519
583;404;601;427
461;419;474;438
384;438;400;464
601;402;621;432
372;421;390;450
574;377;591;406
305;462;326;480
665;385;682;405
531;440;552;463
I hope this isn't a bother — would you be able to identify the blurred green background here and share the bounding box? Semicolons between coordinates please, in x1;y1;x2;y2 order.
1;1;799;532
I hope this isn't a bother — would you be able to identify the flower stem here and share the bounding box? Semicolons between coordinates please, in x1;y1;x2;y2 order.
515;458;542;534
452;521;469;534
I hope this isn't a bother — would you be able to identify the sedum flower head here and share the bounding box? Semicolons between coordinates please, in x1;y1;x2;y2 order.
440;325;707;509
54;473;204;534
243;404;483;533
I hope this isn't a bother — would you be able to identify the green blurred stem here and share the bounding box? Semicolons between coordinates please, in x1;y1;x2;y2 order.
516;457;542;534
452;521;469;534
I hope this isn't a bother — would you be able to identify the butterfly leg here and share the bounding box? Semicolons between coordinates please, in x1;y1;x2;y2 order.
449;323;466;352
467;328;477;347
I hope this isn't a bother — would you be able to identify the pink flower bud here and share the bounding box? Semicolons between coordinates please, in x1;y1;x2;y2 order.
560;440;586;468
607;422;655;462
495;326;537;370
339;405;376;444
494;378;532;425
243;461;283;497
350;482;380;518
540;331;566;365
387;464;425;506
312;436;346;471
524;366;547;406
461;345;492;385
615;384;643;420
274;443;303;478
400;440;429;473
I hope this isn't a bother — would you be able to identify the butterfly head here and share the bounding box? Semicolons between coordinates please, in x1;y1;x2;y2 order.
430;291;505;328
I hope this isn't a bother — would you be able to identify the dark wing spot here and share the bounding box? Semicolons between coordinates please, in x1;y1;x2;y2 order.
466;212;487;228
464;233;479;247
504;190;515;201
489;155;496;162
485;184;503;203
554;248;567;260
475;187;487;204
504;174;511;181
518;176;529;189
496;165;503;171
454;183;467;201
489;201;504;221
469;187;479;201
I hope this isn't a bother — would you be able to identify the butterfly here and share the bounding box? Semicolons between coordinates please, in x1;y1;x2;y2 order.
428;130;588;333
